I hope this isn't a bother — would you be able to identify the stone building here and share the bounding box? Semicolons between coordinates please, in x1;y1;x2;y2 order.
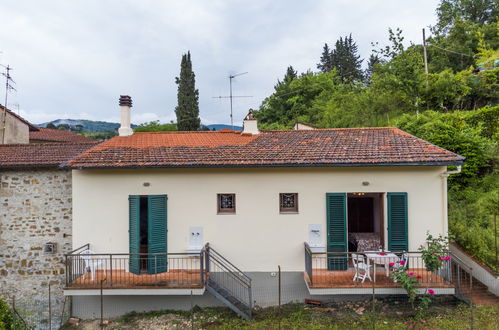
0;107;96;327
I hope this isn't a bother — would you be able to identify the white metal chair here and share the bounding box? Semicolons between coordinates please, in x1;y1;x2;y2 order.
352;254;372;283
80;250;106;281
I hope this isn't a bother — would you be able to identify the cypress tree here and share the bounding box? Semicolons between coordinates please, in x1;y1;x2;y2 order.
175;51;200;131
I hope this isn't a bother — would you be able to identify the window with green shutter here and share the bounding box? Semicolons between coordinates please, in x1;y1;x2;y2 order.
387;192;408;252
129;195;141;275
326;193;348;270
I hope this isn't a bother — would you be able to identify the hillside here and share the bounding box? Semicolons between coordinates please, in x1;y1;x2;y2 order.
37;119;138;132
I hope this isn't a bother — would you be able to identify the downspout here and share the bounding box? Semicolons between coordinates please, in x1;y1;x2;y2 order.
440;166;462;235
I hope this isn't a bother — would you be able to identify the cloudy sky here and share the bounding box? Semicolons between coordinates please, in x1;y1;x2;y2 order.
0;0;439;126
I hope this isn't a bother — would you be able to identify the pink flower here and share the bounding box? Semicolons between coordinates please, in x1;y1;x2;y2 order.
408;272;414;277
389;262;395;267
417;275;422;279
432;251;437;255
439;257;445;260
428;289;435;295
445;255;451;260
400;260;406;265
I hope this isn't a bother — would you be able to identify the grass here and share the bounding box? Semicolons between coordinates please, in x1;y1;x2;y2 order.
63;299;499;330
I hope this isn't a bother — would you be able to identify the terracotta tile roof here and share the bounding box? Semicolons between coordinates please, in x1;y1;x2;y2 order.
29;127;97;143
0;105;39;131
65;127;464;169
0;142;98;168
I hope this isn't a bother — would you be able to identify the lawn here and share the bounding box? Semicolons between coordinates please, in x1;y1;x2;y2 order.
63;298;498;330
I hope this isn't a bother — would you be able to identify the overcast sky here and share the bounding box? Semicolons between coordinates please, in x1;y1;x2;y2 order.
0;0;439;126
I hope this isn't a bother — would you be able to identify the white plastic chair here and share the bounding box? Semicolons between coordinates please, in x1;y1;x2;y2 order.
352;254;372;283
80;250;106;281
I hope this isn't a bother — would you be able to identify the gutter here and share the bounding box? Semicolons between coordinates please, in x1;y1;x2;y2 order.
440;165;462;235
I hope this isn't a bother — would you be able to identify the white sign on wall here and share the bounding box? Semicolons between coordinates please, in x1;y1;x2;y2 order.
308;224;325;252
188;227;203;252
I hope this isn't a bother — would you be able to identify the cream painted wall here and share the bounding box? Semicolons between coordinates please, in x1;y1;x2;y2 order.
72;166;448;272
0;111;29;144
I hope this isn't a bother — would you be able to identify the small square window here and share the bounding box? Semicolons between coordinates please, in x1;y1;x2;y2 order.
218;194;236;214
280;193;298;213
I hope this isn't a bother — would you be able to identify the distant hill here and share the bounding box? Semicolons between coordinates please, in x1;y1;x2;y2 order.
206;124;243;131
38;119;138;132
38;119;241;132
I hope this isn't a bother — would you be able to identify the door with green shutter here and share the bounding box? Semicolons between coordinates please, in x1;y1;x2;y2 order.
326;193;348;270
129;194;168;275
129;195;141;275
387;192;408;252
147;195;168;274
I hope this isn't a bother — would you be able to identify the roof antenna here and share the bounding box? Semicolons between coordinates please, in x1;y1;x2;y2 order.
212;72;252;130
1;63;17;144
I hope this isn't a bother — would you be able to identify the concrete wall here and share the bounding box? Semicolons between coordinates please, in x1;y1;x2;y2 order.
71;271;368;318
450;243;499;296
0;169;72;327
0;111;29;144
72;166;448;272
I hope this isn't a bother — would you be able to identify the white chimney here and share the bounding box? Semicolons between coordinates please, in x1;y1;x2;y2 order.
118;95;133;136
242;109;259;135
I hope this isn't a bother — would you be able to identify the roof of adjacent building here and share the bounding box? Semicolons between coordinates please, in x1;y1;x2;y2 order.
29;127;97;143
0;105;39;131
65;127;464;169
0;142;98;168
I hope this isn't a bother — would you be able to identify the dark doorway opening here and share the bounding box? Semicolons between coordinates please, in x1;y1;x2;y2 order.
139;196;149;271
347;193;384;252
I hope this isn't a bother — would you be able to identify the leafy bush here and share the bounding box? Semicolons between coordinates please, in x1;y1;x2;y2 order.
0;298;27;330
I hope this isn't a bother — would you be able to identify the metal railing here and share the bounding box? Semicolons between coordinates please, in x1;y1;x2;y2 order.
304;243;454;289
65;244;204;289
204;243;252;319
447;252;474;303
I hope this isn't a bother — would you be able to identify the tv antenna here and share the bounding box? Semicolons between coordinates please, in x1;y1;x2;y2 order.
212;72;252;129
1;64;17;144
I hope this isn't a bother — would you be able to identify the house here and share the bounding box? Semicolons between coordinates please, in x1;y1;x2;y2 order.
0;106;97;327
64;96;464;319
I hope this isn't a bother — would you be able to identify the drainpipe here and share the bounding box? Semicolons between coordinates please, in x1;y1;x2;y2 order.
440;166;462;235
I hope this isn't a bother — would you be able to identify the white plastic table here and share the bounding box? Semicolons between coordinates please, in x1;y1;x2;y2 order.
365;252;399;282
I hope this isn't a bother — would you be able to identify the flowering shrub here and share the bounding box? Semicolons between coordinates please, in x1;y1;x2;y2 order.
419;233;451;272
390;266;419;304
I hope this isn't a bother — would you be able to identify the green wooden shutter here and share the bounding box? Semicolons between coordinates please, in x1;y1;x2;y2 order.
128;195;141;275
147;195;168;274
326;193;348;270
387;192;408;252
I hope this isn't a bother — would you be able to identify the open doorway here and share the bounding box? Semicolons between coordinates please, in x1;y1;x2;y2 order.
347;193;384;252
139;196;149;271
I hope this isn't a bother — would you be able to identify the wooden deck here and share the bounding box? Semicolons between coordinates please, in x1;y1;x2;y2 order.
306;268;453;289
66;269;203;289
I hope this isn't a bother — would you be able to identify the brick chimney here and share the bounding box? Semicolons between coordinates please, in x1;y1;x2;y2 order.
242;109;259;135
118;95;133;136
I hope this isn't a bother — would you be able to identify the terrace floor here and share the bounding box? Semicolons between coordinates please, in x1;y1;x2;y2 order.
306;268;453;289
66;269;203;290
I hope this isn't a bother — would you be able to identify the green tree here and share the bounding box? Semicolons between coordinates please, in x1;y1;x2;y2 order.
134;121;178;132
330;34;364;83
175;51;200;131
46;123;56;129
317;43;333;73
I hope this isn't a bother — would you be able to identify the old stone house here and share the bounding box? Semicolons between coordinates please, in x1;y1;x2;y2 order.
0;106;96;326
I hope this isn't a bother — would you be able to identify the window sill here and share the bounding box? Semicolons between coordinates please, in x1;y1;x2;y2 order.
280;211;299;214
217;212;236;215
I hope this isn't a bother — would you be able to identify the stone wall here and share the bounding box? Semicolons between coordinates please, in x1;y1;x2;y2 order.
0;169;72;328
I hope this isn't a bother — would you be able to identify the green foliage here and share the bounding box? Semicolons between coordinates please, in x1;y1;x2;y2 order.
175;51;200;131
395;108;497;184
317;35;364;83
449;174;499;272
0;298;27;330
80;130;117;140
134;121;178;132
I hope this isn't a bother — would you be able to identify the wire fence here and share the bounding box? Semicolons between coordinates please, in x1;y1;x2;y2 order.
9;283;71;330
